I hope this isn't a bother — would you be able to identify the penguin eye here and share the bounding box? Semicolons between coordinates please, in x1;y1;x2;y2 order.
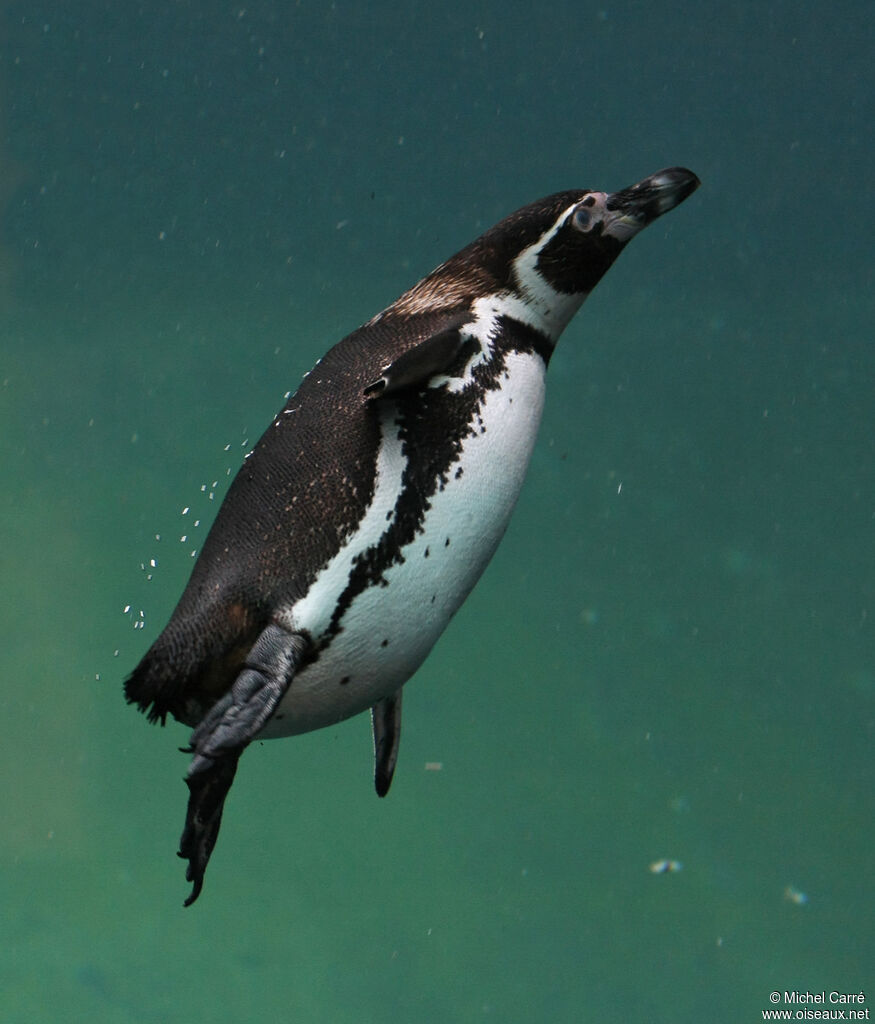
571;206;593;232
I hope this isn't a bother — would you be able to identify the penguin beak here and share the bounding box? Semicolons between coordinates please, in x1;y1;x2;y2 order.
605;167;701;237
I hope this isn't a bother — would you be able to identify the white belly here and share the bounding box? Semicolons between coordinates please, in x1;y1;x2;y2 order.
262;349;547;737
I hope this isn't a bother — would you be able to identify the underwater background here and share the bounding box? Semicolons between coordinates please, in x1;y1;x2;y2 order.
1;1;871;1021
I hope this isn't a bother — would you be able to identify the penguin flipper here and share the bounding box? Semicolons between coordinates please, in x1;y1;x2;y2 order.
178;622;308;906
364;327;476;398
371;689;403;797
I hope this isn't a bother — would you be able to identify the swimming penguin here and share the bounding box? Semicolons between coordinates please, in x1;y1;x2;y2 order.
125;167;700;905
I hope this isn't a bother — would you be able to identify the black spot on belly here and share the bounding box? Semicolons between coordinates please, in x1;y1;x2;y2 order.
381;638;389;647
339;676;350;686
424;546;430;558
454;466;463;479
444;537;451;547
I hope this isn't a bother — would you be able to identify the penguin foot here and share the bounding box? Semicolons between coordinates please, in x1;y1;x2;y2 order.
178;623;308;905
179;752;240;907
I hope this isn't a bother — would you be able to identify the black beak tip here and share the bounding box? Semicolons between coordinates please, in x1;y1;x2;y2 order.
664;166;701;201
609;166;701;222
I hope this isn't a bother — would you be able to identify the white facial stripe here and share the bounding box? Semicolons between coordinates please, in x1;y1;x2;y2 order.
510;203;589;335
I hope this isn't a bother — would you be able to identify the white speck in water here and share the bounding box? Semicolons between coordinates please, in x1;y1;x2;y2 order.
784;885;808;906
649;859;683;874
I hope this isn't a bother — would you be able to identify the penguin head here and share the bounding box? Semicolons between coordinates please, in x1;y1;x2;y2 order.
529;167;701;299
383;168;699;331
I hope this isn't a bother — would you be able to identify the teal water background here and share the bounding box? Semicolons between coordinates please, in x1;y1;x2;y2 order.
1;2;871;1021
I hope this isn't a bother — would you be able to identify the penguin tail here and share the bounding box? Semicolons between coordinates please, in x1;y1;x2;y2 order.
124;627;198;725
124;608;262;728
124;653;173;725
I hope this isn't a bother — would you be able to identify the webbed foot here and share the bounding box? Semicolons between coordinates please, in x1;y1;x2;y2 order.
178;622;307;905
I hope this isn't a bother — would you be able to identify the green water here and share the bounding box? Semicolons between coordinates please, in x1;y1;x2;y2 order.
1;2;871;1022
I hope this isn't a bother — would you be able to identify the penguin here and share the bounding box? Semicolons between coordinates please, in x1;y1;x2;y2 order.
125;166;700;905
